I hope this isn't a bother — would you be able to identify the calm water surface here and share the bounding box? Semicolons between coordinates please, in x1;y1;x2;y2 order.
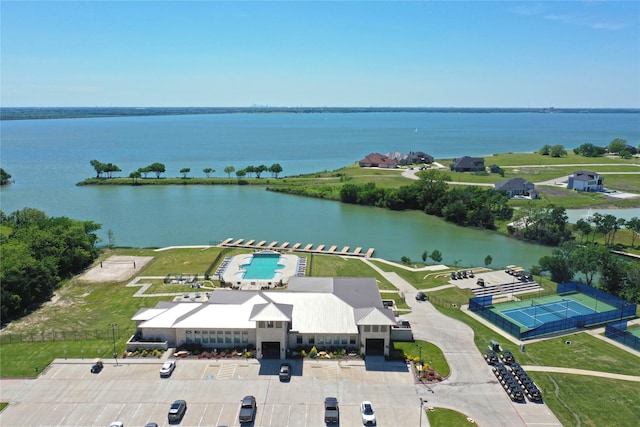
2;112;639;267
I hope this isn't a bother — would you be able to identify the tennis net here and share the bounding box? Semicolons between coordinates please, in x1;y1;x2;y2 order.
531;299;569;319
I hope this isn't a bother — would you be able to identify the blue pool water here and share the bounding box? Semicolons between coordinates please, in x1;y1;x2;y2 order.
241;254;284;280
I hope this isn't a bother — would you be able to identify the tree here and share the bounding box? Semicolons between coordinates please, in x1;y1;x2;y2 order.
235;169;247;180
147;162;166;178
90;159;107;178
1;168;12;185
571;244;609;286
550;145;567;157
538;144;552;155
421;250;428;263
626;217;640;247
269;163;283;178
401;256;411;265
574;143;605;157
245;165;256;178
537;241;575;283
255;164;268;179
484;255;492;267
224;166;235;178
180;168;191;179
429;250;443;264
574;218;592;243
107;229;115;249
129;170;141;184
608;138;627;154
104;163;121;178
203;168;214;178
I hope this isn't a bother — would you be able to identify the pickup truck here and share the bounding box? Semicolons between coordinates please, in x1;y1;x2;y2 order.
324;397;339;424
238;395;256;424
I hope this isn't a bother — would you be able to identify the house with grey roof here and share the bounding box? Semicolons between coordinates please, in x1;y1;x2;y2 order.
450;156;485;172
130;277;396;359
567;171;603;192
494;177;538;199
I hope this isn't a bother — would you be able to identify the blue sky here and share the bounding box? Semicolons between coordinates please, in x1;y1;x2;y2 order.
1;1;639;108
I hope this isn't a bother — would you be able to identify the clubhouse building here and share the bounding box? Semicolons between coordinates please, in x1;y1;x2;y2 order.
130;277;397;359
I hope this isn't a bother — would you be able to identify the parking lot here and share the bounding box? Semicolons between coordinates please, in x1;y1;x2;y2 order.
0;357;422;427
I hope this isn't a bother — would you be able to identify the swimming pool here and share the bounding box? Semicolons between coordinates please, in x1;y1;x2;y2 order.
240;254;285;280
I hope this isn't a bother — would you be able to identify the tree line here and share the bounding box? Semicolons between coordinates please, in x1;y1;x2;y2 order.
538;138;638;159
90;160;284;181
339;170;513;230
0;208;101;321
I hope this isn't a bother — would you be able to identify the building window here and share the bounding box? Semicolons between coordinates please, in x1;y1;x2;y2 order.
364;325;370;332
217;331;224;344
296;335;302;345
349;336;356;345
276;321;282;328
194;330;201;344
201;331;209;344
185;330;192;344
341;336;347;345
308;336;315;345
267;321;274;328
334;336;340;345
326;336;332;345
234;331;240;344
258;321;264;328
242;331;249;344
317;336;324;345
380;325;387;332
225;331;232;344
372;325;379;333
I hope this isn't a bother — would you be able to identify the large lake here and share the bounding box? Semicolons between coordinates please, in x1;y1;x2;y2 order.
1;112;639;267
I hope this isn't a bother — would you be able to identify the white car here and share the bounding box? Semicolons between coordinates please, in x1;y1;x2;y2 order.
159;360;176;377
108;422;124;427
360;401;376;426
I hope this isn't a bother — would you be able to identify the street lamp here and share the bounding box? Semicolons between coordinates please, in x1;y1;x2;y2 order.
110;323;119;366
417;344;422;364
419;398;425;426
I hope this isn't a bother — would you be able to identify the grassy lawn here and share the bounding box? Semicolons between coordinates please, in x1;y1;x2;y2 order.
368;260;453;290
309;255;397;290
426;407;474;427
529;373;640;427
392;340;450;377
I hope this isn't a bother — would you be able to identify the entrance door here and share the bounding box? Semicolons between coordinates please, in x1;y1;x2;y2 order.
261;341;280;359
365;338;384;356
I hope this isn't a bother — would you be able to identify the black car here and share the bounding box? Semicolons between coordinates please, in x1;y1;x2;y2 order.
90;360;103;373
415;291;427;301
279;363;291;381
168;400;187;424
238;395;257;423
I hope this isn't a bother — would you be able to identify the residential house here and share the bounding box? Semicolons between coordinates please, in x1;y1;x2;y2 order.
494;178;538;199
358;153;399;168
567;171;604;192
450;156;485;172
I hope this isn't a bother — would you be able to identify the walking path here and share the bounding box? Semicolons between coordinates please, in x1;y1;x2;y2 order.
362;258;561;427
520;366;640;382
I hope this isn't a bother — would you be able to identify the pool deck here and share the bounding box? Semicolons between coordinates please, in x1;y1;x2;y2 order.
220;238;375;258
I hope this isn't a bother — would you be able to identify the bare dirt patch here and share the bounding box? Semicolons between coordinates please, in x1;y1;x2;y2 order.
78;256;154;283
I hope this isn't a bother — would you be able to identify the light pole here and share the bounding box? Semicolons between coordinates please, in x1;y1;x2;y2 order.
419;398;425;426
110;323;119;366
417;344;422;364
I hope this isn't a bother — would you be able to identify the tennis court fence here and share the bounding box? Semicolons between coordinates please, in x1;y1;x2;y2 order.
605;321;640;351
470;282;637;340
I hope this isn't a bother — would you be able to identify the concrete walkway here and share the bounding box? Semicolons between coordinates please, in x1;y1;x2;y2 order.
361;258;562;427
521;366;640;382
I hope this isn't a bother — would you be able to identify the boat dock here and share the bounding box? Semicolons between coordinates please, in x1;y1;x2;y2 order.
219;238;375;258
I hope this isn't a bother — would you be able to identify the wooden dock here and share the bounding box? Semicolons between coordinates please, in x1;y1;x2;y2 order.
218;238;374;258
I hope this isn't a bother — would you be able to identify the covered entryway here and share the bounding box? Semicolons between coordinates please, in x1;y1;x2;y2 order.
261;341;280;359
365;338;384;356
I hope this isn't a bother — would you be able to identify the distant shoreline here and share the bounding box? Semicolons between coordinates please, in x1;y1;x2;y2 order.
2;106;639;121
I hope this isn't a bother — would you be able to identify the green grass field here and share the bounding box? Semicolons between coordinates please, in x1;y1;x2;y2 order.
426;407;474;427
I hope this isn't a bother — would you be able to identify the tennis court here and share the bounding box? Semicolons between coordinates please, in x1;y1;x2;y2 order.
501;299;596;329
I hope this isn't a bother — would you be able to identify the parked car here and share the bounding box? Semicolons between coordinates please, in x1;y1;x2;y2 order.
167;399;187;424
476;278;485;287
279;363;291;381
144;424;158;427
360;401;376;426
415;291;427;301
238;395;257;423
450;271;457;280
324;397;340;424
108;423;124;427
160;360;176;377
91;360;104;374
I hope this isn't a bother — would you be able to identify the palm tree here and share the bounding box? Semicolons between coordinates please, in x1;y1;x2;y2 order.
224;166;235;178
